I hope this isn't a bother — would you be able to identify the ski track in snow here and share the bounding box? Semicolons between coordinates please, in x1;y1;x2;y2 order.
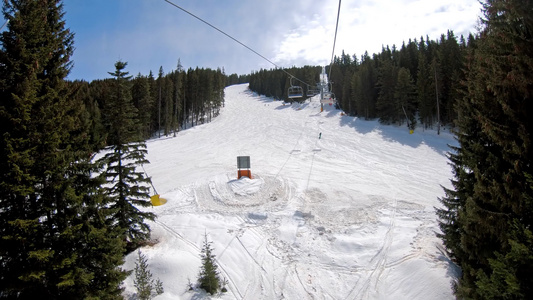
121;84;458;300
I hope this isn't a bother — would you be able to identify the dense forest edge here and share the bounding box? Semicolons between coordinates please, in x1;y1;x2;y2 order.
248;31;468;132
1;0;532;299
73;63;236;152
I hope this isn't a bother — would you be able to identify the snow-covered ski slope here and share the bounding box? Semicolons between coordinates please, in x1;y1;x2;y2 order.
122;83;459;300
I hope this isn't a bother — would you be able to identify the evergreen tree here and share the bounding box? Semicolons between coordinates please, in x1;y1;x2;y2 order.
436;33;481;267
134;250;164;300
437;31;462;124
171;60;184;136
406;39;419;82
132;73;153;140
146;70;158;136
99;61;155;252
351;52;377;119
77;80;107;152
198;233;221;295
376;58;398;124
187;68;200;127
156;66;164;137
60;159;129;299
329;63;344;108
0;1;126;298
214;67;226;109
162;75;173;135
198;68;212;123
341;68;355;115
398;41;413;75
416;48;437;129
394;67;417;129
351;71;363;116
438;0;533;298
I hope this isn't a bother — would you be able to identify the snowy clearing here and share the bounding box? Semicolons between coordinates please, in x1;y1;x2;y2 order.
122;83;459;300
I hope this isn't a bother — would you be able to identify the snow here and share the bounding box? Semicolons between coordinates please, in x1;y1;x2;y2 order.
121;83;459;299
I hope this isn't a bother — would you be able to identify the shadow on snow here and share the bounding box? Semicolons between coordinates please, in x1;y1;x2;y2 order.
337;114;456;156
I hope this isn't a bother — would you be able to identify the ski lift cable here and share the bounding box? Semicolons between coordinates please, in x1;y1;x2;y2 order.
327;0;342;81
0;19;9;31
162;0;312;87
141;164;158;195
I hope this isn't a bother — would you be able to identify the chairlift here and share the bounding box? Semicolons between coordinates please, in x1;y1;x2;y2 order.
307;87;320;97
288;86;304;98
288;77;303;99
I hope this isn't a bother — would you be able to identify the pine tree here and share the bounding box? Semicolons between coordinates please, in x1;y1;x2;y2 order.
376;57;398;124
416;48;437;128
351;52;377;119
60;159;129;299
438;0;533;298
99;61;155;253
72;80;107;152
187;68;200;127
0;1;126;298
132;74;153;140
394;67;417;129
198;233;221;295
163;75;173;135
214;67;226;110
437;31;462;124
171;61;184;136
329;63;344;108
134;250;164;300
342;68;355;115
351;71;363;116
436;35;481;266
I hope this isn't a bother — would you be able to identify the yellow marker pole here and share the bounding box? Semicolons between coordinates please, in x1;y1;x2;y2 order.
142;164;166;206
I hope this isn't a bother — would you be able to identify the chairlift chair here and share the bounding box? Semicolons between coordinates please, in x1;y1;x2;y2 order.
307;87;320;97
288;86;304;98
287;77;304;99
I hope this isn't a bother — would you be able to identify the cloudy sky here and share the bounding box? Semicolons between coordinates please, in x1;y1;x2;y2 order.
5;0;483;81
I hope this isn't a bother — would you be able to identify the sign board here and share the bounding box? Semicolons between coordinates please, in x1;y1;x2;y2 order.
320;92;335;105
237;156;250;169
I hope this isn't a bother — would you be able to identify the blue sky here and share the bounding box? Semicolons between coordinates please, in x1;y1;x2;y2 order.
2;0;483;81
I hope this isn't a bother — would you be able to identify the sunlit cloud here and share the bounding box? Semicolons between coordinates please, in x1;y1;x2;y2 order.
273;0;481;67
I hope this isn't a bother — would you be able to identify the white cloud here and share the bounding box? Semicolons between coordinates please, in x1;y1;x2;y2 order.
272;0;482;68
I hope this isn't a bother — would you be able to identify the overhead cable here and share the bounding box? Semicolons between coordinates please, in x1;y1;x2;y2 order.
0;19;9;31
162;0;310;86
328;0;342;81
